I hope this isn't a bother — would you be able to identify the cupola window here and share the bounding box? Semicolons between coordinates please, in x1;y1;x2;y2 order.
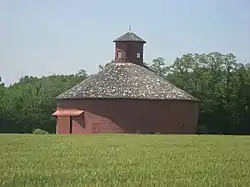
117;51;122;58
136;53;140;59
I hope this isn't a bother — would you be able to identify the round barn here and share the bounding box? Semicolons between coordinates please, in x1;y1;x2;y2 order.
52;30;200;134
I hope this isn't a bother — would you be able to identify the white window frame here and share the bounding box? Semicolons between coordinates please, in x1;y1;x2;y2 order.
117;51;122;58
136;53;141;59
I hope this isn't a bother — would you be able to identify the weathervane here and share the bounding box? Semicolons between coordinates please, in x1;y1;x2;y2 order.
129;24;132;32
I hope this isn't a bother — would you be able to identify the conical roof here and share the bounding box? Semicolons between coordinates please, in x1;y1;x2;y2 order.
56;63;199;101
113;32;146;43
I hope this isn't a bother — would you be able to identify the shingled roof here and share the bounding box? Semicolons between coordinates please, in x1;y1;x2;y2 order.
113;32;146;43
56;63;198;101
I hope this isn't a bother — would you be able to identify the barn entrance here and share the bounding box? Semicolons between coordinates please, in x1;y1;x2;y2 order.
52;109;84;134
69;116;73;134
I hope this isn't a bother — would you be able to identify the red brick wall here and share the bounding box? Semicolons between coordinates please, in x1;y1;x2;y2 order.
56;99;199;134
114;42;144;65
71;115;92;134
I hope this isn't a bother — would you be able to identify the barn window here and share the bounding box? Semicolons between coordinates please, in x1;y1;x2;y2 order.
136;53;140;59
117;51;122;58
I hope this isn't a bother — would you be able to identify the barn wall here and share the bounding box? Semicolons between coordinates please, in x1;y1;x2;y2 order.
72;114;91;134
56;99;199;134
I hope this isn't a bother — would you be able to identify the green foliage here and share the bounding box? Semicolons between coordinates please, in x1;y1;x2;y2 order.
32;128;49;134
150;57;168;77
0;134;250;186
0;52;250;134
0;72;88;133
149;53;250;134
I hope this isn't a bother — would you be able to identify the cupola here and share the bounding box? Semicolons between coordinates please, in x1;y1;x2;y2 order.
113;27;146;66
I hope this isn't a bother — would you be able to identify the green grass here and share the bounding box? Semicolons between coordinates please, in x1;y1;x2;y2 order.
0;134;250;187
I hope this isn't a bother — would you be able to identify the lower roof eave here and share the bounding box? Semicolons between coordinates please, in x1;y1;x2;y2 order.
55;97;201;103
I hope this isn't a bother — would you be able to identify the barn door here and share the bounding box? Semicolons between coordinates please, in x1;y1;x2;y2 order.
69;116;73;134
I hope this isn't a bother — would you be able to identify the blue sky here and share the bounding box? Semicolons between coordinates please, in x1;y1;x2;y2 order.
1;0;250;85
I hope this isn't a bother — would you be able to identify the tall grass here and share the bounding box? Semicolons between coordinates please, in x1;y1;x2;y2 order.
0;134;250;187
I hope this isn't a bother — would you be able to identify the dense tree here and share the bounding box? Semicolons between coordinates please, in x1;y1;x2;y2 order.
149;53;250;134
0;53;249;134
0;73;88;133
0;77;5;115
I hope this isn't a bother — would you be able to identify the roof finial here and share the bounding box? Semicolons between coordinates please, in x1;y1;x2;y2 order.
129;24;132;32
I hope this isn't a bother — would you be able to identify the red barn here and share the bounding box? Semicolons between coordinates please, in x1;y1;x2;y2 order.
52;30;200;134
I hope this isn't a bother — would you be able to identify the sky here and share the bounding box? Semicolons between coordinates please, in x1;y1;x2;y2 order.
0;0;250;85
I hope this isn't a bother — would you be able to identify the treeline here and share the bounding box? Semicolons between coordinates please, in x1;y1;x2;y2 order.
0;52;250;134
0;71;88;133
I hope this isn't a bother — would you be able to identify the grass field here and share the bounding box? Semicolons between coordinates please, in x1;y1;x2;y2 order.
0;134;250;187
